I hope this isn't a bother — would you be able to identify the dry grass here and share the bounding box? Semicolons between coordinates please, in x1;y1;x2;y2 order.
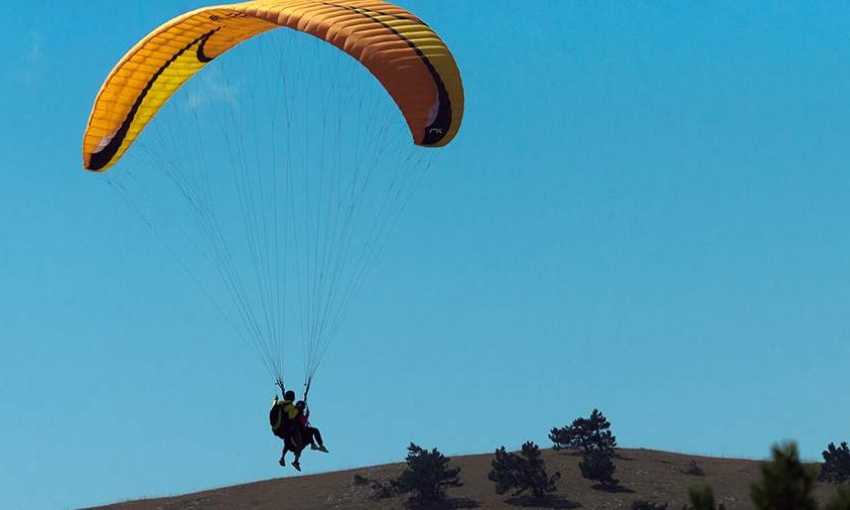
85;447;845;510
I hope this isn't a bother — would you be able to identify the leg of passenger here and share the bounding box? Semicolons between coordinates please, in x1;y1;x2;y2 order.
311;427;328;452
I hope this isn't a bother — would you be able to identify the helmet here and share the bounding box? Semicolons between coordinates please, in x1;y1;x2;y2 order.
295;400;306;409
284;390;296;400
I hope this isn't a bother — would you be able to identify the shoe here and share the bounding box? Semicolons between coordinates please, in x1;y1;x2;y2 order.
279;458;286;467
292;460;301;471
311;444;319;450
317;445;328;453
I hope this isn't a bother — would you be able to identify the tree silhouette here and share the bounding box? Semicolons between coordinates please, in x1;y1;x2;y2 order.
391;442;462;503
550;409;617;453
488;441;561;498
750;442;817;510
820;442;850;484
580;447;619;488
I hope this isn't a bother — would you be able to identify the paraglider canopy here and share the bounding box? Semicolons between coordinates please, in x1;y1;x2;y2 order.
82;0;464;172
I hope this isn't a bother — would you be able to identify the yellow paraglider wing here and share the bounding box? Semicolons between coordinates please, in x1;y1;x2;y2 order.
82;0;465;171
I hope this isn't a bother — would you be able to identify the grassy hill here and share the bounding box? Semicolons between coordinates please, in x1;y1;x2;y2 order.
87;447;845;510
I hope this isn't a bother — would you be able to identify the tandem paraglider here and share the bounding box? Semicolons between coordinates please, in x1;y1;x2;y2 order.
82;0;464;468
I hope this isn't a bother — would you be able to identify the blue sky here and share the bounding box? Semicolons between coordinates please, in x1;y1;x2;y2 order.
3;1;850;509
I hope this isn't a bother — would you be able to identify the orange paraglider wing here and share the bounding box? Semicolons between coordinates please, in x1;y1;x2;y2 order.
82;0;464;171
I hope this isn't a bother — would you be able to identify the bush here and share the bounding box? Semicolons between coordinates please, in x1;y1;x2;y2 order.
750;442;817;510
370;479;397;500
550;409;617;453
683;485;726;510
821;442;850;484
390;442;462;503
631;500;668;510
351;473;397;499
488;441;561;498
682;460;706;477
580;447;619;488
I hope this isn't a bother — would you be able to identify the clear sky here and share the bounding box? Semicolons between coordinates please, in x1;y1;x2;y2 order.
3;1;850;509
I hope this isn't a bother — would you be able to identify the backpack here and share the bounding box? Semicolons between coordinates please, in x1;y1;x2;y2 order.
269;402;293;438
269;404;280;430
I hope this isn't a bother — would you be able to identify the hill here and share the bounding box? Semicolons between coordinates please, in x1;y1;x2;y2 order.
86;447;843;509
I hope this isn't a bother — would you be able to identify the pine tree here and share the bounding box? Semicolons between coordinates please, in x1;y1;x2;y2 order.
550;409;617;453
820;442;850;484
688;485;716;510
391;442;462;503
580;447;619;488
750;442;817;510
488;441;561;498
684;485;727;510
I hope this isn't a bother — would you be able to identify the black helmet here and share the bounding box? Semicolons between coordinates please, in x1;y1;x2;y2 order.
284;390;296;400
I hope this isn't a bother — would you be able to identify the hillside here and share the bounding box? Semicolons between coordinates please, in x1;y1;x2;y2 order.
85;447;846;510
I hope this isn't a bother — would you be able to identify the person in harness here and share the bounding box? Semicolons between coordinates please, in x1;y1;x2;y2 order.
270;389;305;470
295;400;328;453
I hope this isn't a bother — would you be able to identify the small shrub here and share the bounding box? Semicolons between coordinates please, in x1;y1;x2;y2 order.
682;460;706;477
550;409;617;453
682;485;727;510
488;441;561;498
351;473;396;499
750;442;817;510
632;500;667;509
370;479;397;499
390;442;462;503
580;448;619;488
821;442;850;484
